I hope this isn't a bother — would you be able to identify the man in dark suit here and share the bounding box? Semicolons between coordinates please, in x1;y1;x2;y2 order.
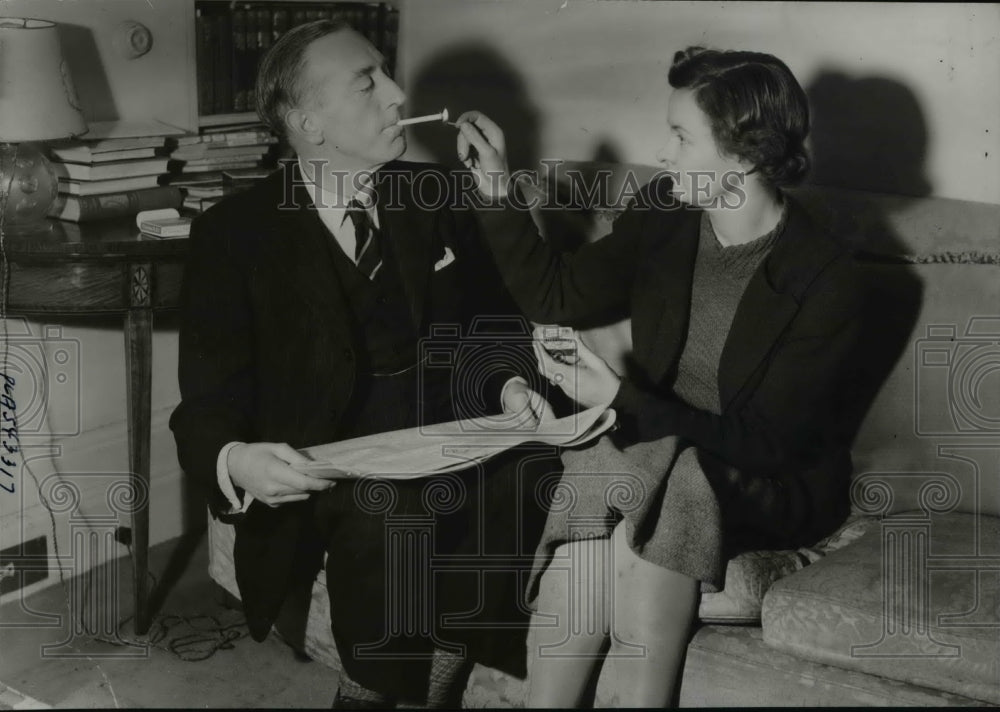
170;19;556;708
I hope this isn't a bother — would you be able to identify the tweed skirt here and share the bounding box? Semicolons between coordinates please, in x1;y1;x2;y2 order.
525;432;726;607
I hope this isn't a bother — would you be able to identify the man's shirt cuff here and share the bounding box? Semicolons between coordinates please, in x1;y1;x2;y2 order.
217;441;254;514
500;376;530;411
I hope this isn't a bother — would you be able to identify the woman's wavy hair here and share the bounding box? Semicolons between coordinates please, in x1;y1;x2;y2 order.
668;47;810;188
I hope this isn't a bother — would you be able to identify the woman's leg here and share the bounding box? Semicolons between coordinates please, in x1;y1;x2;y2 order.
605;520;700;707
527;538;613;707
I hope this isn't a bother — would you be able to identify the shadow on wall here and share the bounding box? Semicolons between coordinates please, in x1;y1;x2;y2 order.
406;44;540;174
406;44;625;256
57;24;118;121
801;71;930;449
807;71;932;199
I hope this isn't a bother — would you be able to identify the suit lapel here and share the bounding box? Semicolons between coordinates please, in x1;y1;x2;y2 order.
266;163;352;335
376;164;434;329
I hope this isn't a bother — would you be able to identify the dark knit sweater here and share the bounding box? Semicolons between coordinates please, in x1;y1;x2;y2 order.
672;205;789;415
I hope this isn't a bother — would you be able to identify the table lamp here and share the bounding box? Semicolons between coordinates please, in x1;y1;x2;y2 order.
0;17;87;232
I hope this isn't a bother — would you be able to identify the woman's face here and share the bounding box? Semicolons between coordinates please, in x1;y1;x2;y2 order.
657;87;749;208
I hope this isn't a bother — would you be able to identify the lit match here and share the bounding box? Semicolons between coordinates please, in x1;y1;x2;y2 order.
397;108;451;126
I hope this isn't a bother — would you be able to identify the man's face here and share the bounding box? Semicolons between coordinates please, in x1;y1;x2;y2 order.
298;29;406;169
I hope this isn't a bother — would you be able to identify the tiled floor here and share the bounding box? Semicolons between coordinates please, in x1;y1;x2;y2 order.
0;531;336;709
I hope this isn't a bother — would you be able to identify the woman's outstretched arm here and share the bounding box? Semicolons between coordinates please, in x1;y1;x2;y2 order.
475;179;663;325
457;110;674;326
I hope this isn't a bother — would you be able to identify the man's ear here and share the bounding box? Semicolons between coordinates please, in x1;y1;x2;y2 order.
285;108;323;146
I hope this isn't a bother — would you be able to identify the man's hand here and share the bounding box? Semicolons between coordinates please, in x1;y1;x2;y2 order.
227;442;335;507
455;110;511;200
533;333;621;409
501;376;556;429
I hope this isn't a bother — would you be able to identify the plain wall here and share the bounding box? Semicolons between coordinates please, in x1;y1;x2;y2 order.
398;0;1000;204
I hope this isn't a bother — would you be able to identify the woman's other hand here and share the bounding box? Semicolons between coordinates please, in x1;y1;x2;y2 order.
533;332;621;409
455;110;511;199
501;376;556;428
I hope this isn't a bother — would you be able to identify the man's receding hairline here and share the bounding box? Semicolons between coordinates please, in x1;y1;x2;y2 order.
295;27;378;109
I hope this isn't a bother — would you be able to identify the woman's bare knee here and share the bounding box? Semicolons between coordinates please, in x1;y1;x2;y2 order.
536;537;614;639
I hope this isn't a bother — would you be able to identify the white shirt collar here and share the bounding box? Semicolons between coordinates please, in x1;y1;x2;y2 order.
297;158;377;212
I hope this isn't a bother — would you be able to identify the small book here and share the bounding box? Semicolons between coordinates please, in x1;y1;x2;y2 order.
207;131;275;145
184;185;224;199
49;135;166;156
168;160;260;174
137;208;191;237
196;7;215;116
139;216;192;237
169;144;271;161
171;134;205;147
53;158;170;181
232;6;248;113
163;170;233;185
61;175;161;196
201;121;266;135
168;131;275;149
51;146;158;164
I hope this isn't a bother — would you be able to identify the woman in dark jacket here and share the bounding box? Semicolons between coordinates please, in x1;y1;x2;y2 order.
455;47;863;707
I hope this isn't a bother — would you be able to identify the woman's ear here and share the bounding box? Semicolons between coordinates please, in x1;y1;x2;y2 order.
285;108;323;146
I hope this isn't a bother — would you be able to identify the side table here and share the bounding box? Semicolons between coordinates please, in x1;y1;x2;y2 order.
2;217;187;635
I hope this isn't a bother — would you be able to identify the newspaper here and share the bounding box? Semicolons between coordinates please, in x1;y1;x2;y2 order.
293;405;616;479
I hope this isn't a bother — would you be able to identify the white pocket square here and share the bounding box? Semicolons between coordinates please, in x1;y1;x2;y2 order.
434;246;456;272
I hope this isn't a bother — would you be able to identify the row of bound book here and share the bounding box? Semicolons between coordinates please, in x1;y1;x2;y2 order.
47;126;277;222
196;1;400;117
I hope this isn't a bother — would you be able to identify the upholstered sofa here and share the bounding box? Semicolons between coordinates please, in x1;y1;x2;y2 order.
207;164;1000;706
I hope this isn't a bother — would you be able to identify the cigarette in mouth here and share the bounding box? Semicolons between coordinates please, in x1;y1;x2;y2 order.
397;108;450;126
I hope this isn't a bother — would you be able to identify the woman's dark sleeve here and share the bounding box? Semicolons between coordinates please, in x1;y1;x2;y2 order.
475;179;665;326
612;254;864;473
446;192;549;409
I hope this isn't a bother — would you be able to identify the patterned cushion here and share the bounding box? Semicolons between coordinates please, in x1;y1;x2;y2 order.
698;514;878;622
762;512;1000;704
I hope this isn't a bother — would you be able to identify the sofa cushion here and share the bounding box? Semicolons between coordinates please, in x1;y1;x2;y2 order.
762;512;1000;704
699;514;878;623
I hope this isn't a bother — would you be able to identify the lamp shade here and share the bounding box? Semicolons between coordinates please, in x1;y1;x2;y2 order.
0;17;86;142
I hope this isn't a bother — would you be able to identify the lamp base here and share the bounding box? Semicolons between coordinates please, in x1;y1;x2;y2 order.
0;142;59;230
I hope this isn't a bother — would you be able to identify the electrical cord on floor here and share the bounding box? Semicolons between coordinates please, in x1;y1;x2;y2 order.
2;157;246;664
15;391;250;664
87;543;249;662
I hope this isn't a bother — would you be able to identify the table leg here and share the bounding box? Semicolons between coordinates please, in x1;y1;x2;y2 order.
125;301;153;635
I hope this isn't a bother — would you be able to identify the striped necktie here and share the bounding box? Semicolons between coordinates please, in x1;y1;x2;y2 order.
345;197;383;280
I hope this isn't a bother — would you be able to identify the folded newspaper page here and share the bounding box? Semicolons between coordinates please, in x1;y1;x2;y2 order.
294;405;616;479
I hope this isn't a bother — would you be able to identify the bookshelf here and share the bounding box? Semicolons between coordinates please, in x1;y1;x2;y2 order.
190;0;400;128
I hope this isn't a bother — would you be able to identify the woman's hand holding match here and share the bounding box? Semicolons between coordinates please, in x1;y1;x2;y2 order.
455;110;512;199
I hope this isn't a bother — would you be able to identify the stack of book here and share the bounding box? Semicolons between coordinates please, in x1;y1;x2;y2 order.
138;210;193;239
164;125;278;213
48;136;181;223
195;1;399;118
